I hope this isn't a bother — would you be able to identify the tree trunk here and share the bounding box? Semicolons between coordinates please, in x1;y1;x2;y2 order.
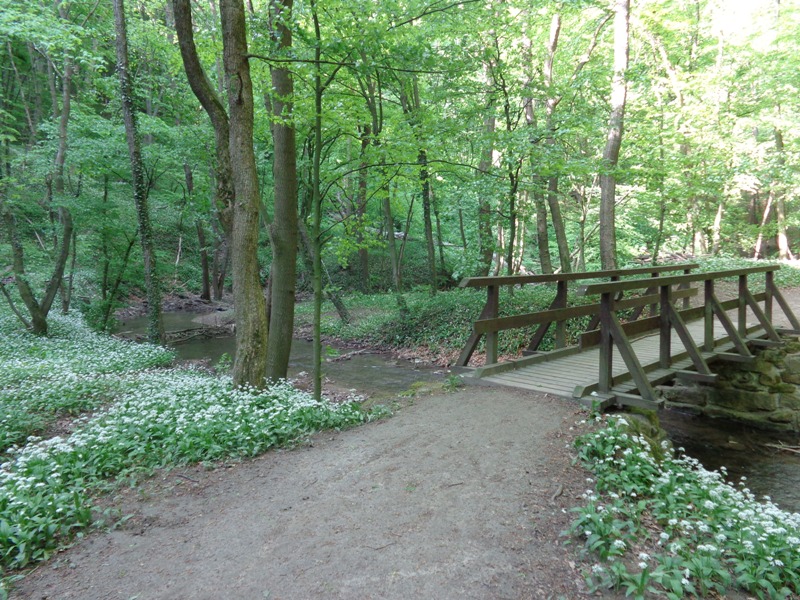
310;0;324;399
541;14;571;273
212;229;229;300
533;189;553;274
431;184;446;276
265;0;299;382
598;0;630;270
419;149;437;293
113;0;164;344
61;227;77;313
458;208;468;249
298;221;350;324
398;77;437;294
773;128;792;259
711;200;724;256
220;0;269;387
196;221;212;300
100;234;137;332
173;0;234;243
546;174;570;273
753;195;773;259
184;161;211;300
357;125;370;291
477;111;495;276
1;197;73;335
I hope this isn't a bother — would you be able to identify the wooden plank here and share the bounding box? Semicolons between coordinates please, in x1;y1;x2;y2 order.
675;370;718;384
474;303;597;334
742;286;781;342
748;338;783;348
612;392;664;410
485;377;572;395
714;352;756;364
457;284;499;366
577;394;617;411
577;264;777;297
607;311;658;401
460;263;699;288
771;285;800;330
473;345;582;378
489;370;580;384
665;301;713;375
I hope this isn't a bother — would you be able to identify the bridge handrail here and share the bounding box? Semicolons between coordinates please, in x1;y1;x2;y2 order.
576;264;800;408
459;263;699;288
576;264;777;297
456;262;699;367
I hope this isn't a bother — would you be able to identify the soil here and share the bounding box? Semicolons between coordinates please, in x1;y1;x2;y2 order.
11;383;604;600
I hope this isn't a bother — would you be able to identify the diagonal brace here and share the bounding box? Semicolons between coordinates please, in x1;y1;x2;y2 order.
665;301;713;375
607;312;658;403
742;287;781;342
709;293;752;357
771;286;800;332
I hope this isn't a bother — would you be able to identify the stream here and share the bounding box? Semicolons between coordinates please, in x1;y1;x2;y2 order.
118;310;800;513
117;311;444;401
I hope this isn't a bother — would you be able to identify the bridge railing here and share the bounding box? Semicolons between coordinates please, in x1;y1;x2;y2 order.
576;264;800;407
457;263;698;367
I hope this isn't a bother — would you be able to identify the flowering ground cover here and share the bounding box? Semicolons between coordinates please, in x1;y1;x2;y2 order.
0;311;372;591
571;415;800;599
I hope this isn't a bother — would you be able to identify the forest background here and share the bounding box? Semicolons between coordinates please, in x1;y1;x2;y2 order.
1;0;799;390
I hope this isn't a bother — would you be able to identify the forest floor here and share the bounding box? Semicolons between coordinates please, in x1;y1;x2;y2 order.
16;283;795;599
11;381;608;600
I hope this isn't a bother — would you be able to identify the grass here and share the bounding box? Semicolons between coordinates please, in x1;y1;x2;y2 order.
0;309;376;591
570;414;800;599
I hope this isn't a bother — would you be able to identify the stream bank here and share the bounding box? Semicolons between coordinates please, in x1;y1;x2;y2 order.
118;304;800;514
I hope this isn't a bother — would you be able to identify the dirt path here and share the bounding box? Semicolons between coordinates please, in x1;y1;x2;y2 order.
13;384;597;600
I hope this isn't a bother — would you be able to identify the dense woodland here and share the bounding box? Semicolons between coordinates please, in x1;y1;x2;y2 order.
1;0;799;388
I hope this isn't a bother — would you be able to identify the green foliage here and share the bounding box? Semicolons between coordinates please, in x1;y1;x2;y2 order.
443;374;464;392
570;415;800;599
0;308;373;573
304;283;597;358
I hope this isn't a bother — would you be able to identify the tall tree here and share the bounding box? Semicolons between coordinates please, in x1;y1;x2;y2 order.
113;0;164;344
219;0;269;387
598;0;630;270
264;0;299;382
173;0;234;300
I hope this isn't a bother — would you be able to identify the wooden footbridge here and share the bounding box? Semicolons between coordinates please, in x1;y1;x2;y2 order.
456;263;800;410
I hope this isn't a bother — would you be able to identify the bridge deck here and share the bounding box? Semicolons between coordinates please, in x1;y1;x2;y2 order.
481;318;737;400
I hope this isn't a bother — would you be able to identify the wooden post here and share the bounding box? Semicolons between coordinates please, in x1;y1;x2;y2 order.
738;275;748;337
485;284;499;365
598;291;614;394
649;271;659;317
704;278;714;352
588;275;620;331
555;280;567;349
765;270;774;322
659;283;672;369
681;267;692;309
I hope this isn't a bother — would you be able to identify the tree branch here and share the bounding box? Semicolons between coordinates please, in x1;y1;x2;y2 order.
388;0;484;29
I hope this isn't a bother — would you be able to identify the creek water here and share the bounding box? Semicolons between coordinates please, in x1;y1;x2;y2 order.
116;311;443;400
117;310;800;513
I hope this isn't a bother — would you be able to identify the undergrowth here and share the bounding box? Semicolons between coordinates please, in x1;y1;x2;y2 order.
0;310;375;592
300;258;800;362
570;415;800;599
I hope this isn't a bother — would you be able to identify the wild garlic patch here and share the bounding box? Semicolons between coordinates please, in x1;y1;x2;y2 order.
0;311;174;452
571;415;800;599
0;310;370;575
